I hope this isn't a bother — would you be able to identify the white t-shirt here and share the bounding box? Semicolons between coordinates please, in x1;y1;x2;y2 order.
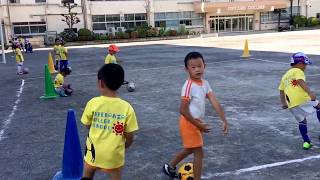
181;79;212;120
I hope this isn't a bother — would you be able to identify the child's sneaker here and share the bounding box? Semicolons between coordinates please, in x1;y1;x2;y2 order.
163;163;178;178
303;142;313;150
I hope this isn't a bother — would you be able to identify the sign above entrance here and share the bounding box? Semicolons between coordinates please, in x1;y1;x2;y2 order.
194;0;287;15
227;5;265;11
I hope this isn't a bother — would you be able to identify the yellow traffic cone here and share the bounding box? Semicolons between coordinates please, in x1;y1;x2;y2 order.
48;52;57;73
241;39;251;58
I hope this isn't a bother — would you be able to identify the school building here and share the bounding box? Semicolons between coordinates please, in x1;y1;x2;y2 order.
0;0;319;45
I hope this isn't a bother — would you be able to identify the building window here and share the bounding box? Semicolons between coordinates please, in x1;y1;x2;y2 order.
13;22;46;36
92;13;147;32
155;11;203;29
9;0;20;3
35;0;46;3
317;13;320;19
261;6;301;23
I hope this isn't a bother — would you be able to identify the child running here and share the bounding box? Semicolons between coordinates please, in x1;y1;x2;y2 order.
81;64;139;180
163;52;228;180
279;52;320;150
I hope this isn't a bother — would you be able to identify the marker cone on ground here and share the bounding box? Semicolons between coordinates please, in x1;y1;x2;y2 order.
48;52;57;73
241;39;251;58
40;65;58;99
53;109;83;180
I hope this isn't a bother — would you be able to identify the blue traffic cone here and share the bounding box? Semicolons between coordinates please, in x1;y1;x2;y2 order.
53;109;83;180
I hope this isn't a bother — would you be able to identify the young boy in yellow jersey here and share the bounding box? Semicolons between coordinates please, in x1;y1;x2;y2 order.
81;64;138;180
105;44;120;64
15;45;24;75
53;38;61;70
59;40;69;71
163;52;228;180
54;67;72;97
279;52;320;150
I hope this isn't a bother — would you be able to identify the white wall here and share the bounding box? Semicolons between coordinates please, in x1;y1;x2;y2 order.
88;1;146;15
153;0;194;12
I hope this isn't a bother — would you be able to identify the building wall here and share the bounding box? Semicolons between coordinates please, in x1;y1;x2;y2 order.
0;0;320;44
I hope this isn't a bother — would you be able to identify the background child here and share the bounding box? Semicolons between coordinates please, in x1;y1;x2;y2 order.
59;40;69;71
54;67;72;97
81;64;139;180
279;52;320;150
163;52;228;180
15;44;24;75
53;38;61;70
105;44;120;64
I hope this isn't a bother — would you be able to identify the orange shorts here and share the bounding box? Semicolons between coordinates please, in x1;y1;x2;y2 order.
179;116;203;148
84;161;122;173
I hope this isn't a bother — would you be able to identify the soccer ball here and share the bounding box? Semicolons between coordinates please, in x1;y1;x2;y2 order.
178;163;194;180
127;82;135;92
22;67;29;74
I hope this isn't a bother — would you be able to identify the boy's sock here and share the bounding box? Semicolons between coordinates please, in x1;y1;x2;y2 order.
299;121;310;143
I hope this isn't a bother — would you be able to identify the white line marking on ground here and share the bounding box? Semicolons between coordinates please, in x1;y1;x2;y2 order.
0;79;25;141
23;59;244;81
203;154;320;178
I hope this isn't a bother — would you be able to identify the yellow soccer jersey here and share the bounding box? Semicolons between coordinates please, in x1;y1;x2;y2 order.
54;73;64;88
53;45;61;55
279;68;311;108
81;96;138;169
59;46;68;60
15;48;24;63
105;54;117;64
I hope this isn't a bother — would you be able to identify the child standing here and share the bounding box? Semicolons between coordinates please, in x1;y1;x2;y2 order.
81;64;139;180
54;67;72;97
279;52;320;150
59;40;69;71
15;45;24;75
53;38;61;70
163;52;228;180
105;44;120;64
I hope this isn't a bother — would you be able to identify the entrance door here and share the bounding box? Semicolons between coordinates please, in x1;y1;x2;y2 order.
225;18;232;32
218;18;225;32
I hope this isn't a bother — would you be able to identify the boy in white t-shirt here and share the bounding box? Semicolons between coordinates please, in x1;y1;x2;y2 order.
163;52;228;180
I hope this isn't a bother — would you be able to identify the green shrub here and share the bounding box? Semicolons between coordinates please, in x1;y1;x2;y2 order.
130;31;139;39
307;17;320;26
60;30;78;42
136;24;150;38
107;34;115;40
293;15;308;27
166;29;178;36
99;35;108;40
147;27;159;37
78;28;92;36
159;27;166;37
123;33;130;39
178;25;187;35
115;32;124;39
77;28;94;41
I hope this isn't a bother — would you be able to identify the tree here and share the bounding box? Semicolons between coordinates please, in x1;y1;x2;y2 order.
61;0;80;30
274;9;287;31
290;0;293;25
